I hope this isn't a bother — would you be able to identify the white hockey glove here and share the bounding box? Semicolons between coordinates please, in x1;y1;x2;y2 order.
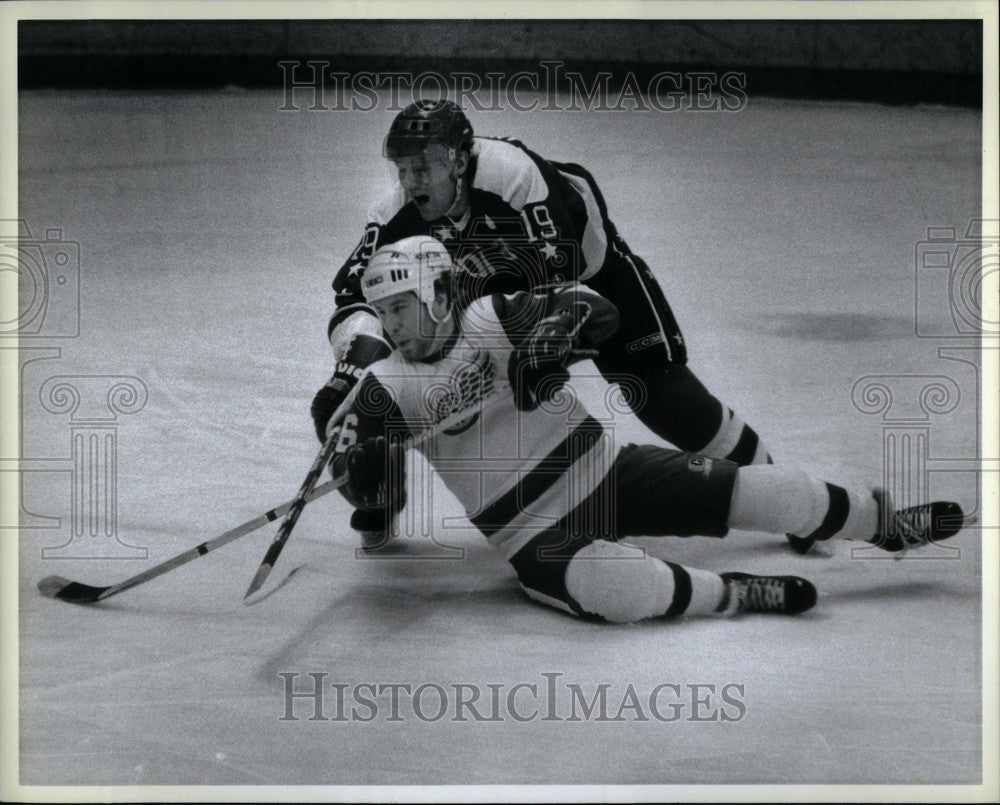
310;309;391;441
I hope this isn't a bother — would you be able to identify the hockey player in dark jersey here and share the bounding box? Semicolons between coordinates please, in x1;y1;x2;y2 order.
325;99;820;554
311;236;970;623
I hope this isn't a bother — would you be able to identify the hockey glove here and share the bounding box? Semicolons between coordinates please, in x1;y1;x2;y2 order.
350;507;400;551
510;303;598;411
343;435;404;511
310;331;391;442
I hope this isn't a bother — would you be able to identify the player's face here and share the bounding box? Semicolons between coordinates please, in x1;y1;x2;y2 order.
392;144;464;221
372;291;440;360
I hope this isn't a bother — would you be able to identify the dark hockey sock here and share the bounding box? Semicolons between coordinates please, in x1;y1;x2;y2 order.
728;466;877;541
627;365;772;465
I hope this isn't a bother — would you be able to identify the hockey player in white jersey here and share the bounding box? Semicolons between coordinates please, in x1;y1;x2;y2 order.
311;236;970;623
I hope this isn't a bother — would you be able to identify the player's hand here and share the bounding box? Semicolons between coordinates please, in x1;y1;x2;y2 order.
522;314;573;369
310;329;391;442
522;308;596;369
344;435;402;510
510;304;598;411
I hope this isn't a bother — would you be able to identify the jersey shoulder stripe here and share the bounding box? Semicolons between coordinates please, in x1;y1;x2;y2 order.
553;169;609;279
366;183;408;226
472;137;550;210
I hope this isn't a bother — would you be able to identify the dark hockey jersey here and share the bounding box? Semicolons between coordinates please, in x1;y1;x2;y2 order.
332;137;622;309
331;285;621;557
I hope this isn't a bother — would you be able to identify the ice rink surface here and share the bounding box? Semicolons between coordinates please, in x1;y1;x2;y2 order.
17;89;984;786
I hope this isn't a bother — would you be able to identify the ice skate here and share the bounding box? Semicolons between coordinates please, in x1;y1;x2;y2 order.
869;488;970;553
720;572;818;615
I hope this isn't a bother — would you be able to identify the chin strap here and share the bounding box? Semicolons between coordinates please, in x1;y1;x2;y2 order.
443;174;469;220
428;305;453;327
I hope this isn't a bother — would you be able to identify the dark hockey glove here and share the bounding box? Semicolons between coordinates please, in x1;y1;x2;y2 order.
343;435;404;511
522;311;574;369
310;331;391;442
349;507;400;550
509;304;598;411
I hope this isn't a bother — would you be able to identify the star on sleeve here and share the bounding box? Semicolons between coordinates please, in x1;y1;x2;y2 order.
433;225;456;242
540;242;559;261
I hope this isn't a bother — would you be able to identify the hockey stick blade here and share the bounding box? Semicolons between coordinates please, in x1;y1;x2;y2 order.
243;564;304;606
244;563;276;605
37;576;108;604
35;477;343;606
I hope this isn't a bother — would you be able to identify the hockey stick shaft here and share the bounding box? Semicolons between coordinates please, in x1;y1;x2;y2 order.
37;477;344;604
242;371;368;601
105;478;346;598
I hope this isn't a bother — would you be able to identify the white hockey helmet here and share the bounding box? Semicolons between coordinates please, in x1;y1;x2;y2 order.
362;236;454;310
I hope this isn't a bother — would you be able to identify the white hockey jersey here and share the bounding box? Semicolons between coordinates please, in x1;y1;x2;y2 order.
334;286;621;558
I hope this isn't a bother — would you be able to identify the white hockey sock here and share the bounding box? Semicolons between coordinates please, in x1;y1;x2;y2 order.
684;566;728;616
728;466;877;541
564;542;728;622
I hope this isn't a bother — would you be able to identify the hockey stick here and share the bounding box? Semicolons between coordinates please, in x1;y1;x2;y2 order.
36;477;344;604
242;373;513;604
242;288;596;602
242;369;371;602
38;365;372;606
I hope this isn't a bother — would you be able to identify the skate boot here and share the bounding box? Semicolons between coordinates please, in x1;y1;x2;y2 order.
720;572;817;615
868;488;969;553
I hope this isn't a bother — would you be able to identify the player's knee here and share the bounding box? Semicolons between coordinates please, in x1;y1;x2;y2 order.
564;540;675;623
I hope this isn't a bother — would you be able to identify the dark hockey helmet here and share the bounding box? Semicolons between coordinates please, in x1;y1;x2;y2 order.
382;99;474;160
